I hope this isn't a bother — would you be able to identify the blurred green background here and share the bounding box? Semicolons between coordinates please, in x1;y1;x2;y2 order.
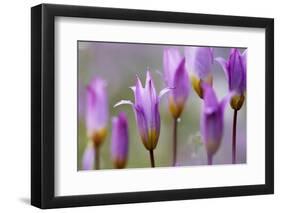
78;41;247;170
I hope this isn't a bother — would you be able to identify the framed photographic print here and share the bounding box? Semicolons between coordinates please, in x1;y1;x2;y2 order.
31;3;274;209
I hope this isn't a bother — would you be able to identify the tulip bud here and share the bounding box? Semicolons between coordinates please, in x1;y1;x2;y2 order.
163;48;190;118
86;77;108;147
216;48;247;111
201;84;228;162
185;47;214;99
111;112;129;169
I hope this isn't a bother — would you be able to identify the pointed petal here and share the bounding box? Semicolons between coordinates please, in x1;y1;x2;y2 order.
146;72;157;101
154;102;161;142
186;47;213;79
228;48;244;92
141;74;157;129
163;48;182;86
114;100;134;108
172;58;190;104
202;83;219;114
135;76;145;107
145;71;152;89
134;105;149;145
86;77;108;134
130;86;136;92
145;71;157;101
185;47;196;74
159;87;172;99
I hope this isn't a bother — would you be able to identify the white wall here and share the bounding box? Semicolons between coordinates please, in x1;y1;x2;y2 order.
0;0;278;212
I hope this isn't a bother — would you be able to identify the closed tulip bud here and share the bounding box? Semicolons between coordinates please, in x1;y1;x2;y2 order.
201;84;229;164
111;112;129;169
216;48;247;111
163;48;190;118
185;47;214;98
86;77;108;147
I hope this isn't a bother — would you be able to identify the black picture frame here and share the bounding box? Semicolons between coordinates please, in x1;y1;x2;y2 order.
31;3;274;209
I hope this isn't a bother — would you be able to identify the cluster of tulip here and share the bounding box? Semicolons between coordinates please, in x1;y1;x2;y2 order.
82;47;247;170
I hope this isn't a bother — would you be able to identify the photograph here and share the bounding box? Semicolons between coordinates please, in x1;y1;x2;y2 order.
77;41;247;170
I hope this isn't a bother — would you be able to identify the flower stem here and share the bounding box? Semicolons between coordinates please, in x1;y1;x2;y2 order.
173;118;178;166
149;150;155;168
232;109;238;164
207;154;213;165
94;145;100;170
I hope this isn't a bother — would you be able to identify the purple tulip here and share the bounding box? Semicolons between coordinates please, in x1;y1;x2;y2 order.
216;48;247;164
216;48;247;110
115;71;169;151
201;84;228;164
111;112;129;169
86;77;108;147
163;48;190;118
185;47;214;98
82;144;95;170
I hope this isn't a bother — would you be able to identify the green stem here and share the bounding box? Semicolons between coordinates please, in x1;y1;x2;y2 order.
149;150;155;168
173;118;178;166
232;110;238;164
94;145;100;170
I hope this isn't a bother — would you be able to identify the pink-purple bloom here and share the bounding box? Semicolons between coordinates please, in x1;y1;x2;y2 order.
111;112;129;169
86;77;108;146
216;48;247;110
201;84;228;163
82;143;95;170
115;71;169;151
185;47;214;98
163;48;190;118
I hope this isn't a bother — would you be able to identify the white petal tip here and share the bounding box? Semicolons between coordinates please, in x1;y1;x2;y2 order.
129;86;136;92
159;87;172;99
113;100;133;108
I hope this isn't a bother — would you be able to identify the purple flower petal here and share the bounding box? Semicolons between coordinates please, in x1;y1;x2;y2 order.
114;100;134;108
228;49;244;92
111;112;129;168
115;70;163;151
163;48;182;87
134;105;149;149
201;84;228;157
217;48;246;94
185;47;214;80
158;87;172;99
82;144;95;170
201;83;219;114
171;58;190;105
135;75;145;108
241;49;247;91
163;48;190;118
86;77;108;138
